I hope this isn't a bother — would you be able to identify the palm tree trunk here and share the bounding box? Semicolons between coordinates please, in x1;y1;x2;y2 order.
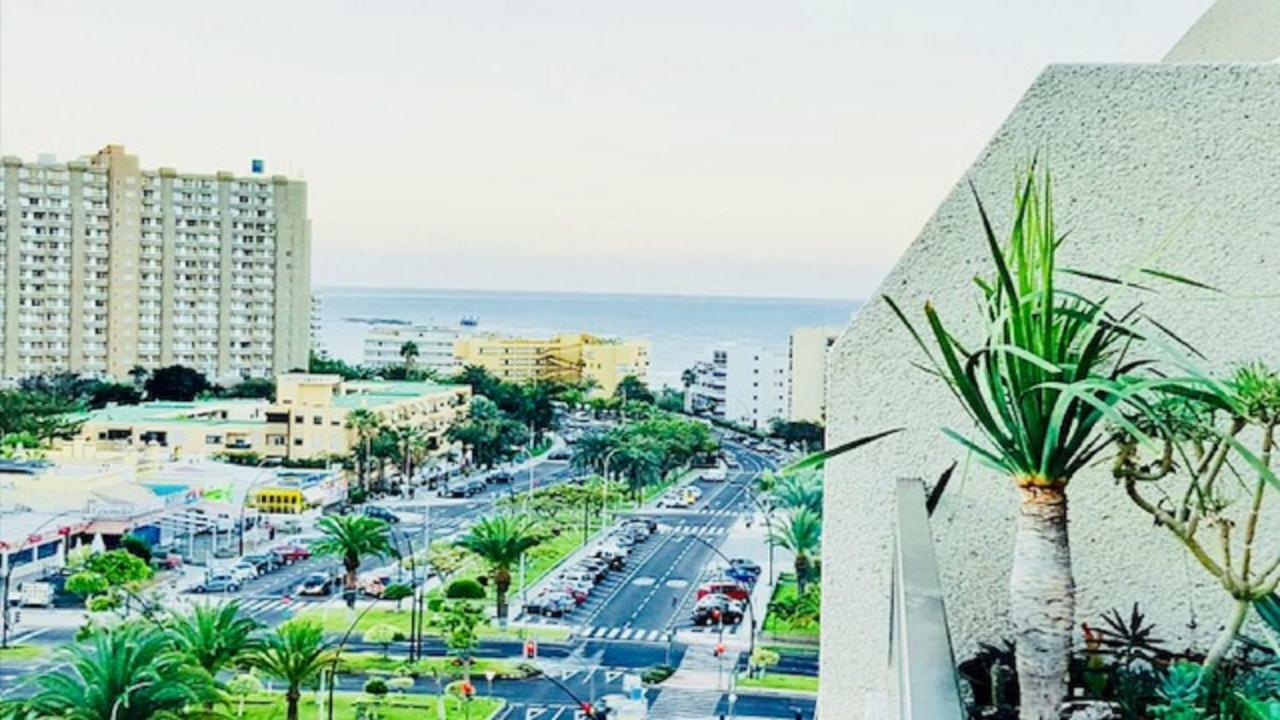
1010;483;1073;720
794;554;809;595
495;570;511;619
286;687;301;720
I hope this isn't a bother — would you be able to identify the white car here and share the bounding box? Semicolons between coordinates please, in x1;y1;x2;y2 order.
228;563;258;583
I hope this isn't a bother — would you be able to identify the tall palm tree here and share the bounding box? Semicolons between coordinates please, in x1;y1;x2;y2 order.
400;341;420;375
166;601;262;697
345;409;382;493
392;424;425;485
29;622;219;720
312;514;397;604
456;515;544;619
244;620;333;720
768;507;822;594
770;473;822;515
885;163;1139;718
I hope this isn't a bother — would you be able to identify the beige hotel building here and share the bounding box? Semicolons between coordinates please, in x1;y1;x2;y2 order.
0;145;310;382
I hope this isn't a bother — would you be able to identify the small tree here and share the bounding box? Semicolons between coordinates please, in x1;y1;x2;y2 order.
227;673;264;717
442;601;486;685
444;578;486;601
750;648;780;678
363;624;399;659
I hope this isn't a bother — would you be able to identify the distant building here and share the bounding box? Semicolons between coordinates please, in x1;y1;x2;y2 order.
364;324;463;375
788;327;841;424
454;332;649;397
310;295;325;358
687;345;788;431
0;145;311;382
65;373;470;461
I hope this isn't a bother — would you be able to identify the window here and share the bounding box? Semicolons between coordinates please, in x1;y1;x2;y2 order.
313;416;322;425
205;434;222;445
293;438;303;446
294;415;303;424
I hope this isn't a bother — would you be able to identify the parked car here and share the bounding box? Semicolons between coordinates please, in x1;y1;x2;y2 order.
696;581;750;603
560;569;598;587
573;561;608;583
298;572;334;596
699;466;728;482
622;518;657;534
229;563;258;583
363;505;401;523
547;450;572;461
656;492;690;509
487;472;514;484
729;558;762;577
271;544;311;564
465;479;486;496
692;594;744;626
524;591;576;618
240;554;276;574
191;575;240;594
724;565;758;585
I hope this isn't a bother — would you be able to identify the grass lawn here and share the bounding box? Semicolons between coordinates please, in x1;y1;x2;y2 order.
762;576;819;640
298;606;571;643
335;651;539;679
738;672;819;694
234;691;502;719
0;645;47;663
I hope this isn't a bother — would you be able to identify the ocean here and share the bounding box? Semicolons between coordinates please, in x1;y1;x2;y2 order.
315;287;862;389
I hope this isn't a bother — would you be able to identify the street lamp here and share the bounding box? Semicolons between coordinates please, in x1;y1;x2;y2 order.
599;447;623;528
236;456;283;556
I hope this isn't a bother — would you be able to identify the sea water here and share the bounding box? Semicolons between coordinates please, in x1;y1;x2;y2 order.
316;287;861;388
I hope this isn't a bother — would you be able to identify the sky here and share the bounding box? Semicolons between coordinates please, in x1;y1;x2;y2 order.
0;1;1211;300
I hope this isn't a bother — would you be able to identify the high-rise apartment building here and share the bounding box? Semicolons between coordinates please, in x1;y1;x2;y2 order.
686;344;788;431
0;145;310;382
788;326;841;423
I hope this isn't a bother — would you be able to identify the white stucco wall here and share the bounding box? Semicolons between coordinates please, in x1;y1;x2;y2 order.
1165;0;1280;62
820;63;1280;718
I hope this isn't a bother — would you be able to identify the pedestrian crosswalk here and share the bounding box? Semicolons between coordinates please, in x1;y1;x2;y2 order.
664;523;728;537
573;621;743;641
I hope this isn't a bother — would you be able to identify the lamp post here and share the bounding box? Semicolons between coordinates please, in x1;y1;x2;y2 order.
599;447;622;528
236;457;283;556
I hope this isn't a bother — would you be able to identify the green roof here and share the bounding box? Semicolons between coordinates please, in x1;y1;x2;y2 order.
333;380;461;410
75;399;267;426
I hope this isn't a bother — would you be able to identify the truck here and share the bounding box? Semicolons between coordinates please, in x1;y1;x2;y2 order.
18;581;53;608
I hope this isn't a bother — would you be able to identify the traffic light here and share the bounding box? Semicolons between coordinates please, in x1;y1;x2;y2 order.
524;639;538;659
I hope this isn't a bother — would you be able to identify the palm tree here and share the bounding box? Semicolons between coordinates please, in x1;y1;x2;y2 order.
29;622;219;720
345;409;382;494
456;515;544;619
400;341;419;375
166;601;262;697
392;424;425;485
884;163;1139;718
312;514;397;603
244;620;333;720
768;507;822;595
770;472;822;515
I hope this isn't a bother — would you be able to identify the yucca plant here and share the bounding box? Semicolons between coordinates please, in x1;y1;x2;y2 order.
888;161;1143;719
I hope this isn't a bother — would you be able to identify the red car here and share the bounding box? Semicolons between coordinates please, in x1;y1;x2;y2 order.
696;581;749;603
271;544;312;563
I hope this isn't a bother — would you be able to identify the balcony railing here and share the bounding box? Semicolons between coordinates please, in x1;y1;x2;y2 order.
890;478;964;720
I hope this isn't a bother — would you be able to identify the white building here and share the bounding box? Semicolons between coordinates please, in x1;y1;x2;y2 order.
787;326;840;424
687;345;788;431
363;324;463;375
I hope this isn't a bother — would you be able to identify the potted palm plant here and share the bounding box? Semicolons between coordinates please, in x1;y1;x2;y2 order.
886;161;1143;719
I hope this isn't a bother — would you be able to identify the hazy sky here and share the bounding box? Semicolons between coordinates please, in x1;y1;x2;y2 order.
0;1;1210;299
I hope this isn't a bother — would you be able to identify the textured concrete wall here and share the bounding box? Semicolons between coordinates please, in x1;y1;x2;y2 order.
820;63;1280;718
1165;0;1280;62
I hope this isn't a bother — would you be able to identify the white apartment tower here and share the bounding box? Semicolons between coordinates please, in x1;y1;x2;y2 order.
687;345;788;431
787;326;841;424
0;145;311;381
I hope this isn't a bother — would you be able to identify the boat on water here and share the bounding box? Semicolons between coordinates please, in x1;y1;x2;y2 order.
459;315;479;327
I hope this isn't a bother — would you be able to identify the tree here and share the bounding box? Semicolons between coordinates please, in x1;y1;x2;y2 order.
309;351;371;380
345;409;383;494
245;620;333;720
447;397;529;469
768;507;822;594
312;515;396;605
444;578;486;600
363;624;400;659
65;549;152;610
769;420;824;451
770;472;822;515
218;377;276;399
86;381;142;409
614;375;655;405
392;424;426;484
167;600;262;680
29;622;219;720
0;389;83;445
427;542;469;584
144;365;211;401
226;673;264;717
441;601;486;685
456;514;544;619
883;163;1138;718
400;341;419;374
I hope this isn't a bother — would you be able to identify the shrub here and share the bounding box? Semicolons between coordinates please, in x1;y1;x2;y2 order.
119;534;152;564
381;583;412;602
427;597;444;613
386;676;414;693
363;677;388;696
444;578;486;600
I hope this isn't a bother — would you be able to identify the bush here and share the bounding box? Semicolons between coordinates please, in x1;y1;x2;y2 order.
363;677;388;696
381;583;412;602
120;534;152;564
444;578;486;600
427;597;444;613
386;676;414;693
641;664;675;684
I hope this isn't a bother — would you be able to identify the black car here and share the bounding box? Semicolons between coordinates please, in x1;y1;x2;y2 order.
547;450;572;461
363;506;401;523
692;595;744;626
487;472;514;484
240;553;277;574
